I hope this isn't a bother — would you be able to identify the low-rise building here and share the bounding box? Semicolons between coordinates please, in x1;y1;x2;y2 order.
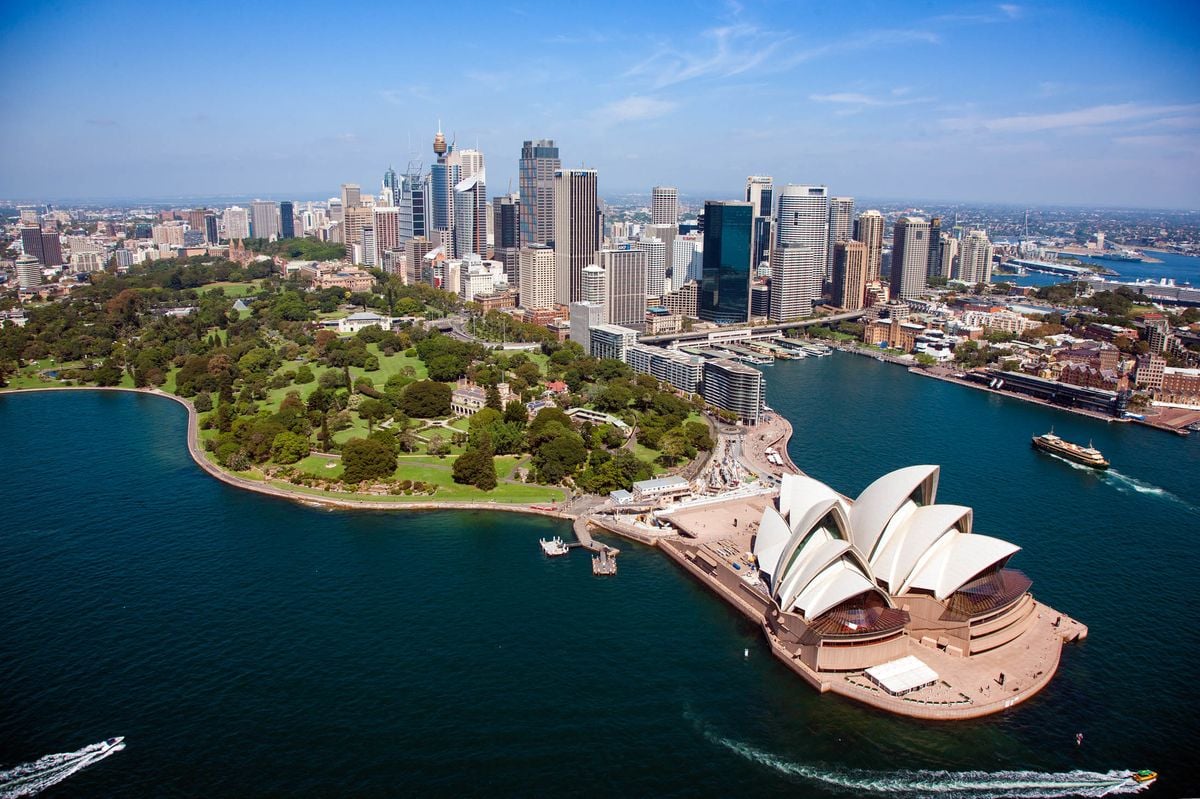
450;380;517;416
337;312;391;333
631;475;692;503
625;343;703;394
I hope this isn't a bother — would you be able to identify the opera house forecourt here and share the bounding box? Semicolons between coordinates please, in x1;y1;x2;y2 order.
658;466;1088;720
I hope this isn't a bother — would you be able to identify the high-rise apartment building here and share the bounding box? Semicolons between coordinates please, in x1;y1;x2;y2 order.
699;201;754;325
599;244;647;330
343;206;374;261
553;168;599;305
651;186;678;227
854;209;884;282
518;245;557;310
223;206;250;240
827;196;855;279
519;139;560;247
890;216;932;300
15;254;42;289
251;200;279;240
279;201;295;239
770;185;828;323
701;359;764;424
940;235;959;281
958;229;995;285
581;263;607;305
831;240;868;310
453;170;487;258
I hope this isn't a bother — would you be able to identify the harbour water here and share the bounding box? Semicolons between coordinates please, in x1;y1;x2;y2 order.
1008;250;1200;288
0;375;1197;797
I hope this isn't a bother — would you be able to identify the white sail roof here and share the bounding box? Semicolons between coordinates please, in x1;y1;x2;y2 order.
752;507;794;586
849;465;940;559
778;473;847;527
871;505;973;592
790;560;880;620
900;533;1020;600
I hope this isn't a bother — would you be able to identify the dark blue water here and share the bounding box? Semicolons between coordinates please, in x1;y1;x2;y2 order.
1;382;1197;797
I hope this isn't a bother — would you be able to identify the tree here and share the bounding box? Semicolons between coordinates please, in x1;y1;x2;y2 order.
341;437;397;483
658;428;689;465
193;392;213;412
534;431;588;484
452;447;497;490
358;398;389;432
271;431;310;464
426;432;450;457
294;365;315;384
400;380;452;417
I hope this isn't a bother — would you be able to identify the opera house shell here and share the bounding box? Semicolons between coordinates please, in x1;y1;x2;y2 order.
752;466;1039;673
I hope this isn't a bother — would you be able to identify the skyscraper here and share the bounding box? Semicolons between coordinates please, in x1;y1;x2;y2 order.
926;217;944;278
382;166;401;207
279;201;295;239
343;206;373;261
600;244;647;330
940;235;959;282
553;168;599;305
20;225;45;264
651;186;678;227
958;229;995;285
637;237;667;297
831;240;868;310
854;209;884;282
827;196;855;279
453;169;487;258
890;216;932;300
341;183;362;211
203;213;218;244
492;193;520;293
251;200;279;240
770;185;828;323
698;201;753;325
519;139;560;247
745;175;774;270
399;163;427;242
374;206;401;263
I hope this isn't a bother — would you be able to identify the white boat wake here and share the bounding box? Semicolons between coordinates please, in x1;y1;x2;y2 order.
1043;454;1196;513
686;710;1149;798
0;739;125;798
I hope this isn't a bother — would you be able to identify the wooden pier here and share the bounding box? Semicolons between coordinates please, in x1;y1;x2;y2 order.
572;516;619;575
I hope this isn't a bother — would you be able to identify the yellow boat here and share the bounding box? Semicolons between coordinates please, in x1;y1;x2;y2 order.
1130;769;1157;784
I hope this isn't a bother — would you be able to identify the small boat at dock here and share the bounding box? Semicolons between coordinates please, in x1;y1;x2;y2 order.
539;536;570;556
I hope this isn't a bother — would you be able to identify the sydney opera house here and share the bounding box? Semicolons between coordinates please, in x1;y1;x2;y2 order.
660;465;1087;719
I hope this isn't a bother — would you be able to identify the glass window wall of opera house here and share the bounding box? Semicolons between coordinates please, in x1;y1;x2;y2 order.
750;467;1044;673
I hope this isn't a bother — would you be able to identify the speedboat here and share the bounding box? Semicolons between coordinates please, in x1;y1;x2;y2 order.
101;737;124;751
1130;769;1157;784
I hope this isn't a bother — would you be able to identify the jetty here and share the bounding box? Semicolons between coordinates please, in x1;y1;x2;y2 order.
570;515;620;575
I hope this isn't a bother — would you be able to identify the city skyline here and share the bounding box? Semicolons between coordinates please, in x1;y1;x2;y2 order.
1;1;1198;208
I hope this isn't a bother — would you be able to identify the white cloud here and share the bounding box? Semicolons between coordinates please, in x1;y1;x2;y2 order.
595;95;679;122
809;91;932;108
998;4;1022;19
942;102;1200;133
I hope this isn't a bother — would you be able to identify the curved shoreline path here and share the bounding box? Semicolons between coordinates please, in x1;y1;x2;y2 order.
0;386;577;522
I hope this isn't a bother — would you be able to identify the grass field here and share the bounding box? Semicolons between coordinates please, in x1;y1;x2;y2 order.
197;280;266;297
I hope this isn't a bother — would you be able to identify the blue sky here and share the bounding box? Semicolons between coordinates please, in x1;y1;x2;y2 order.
1;0;1198;207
